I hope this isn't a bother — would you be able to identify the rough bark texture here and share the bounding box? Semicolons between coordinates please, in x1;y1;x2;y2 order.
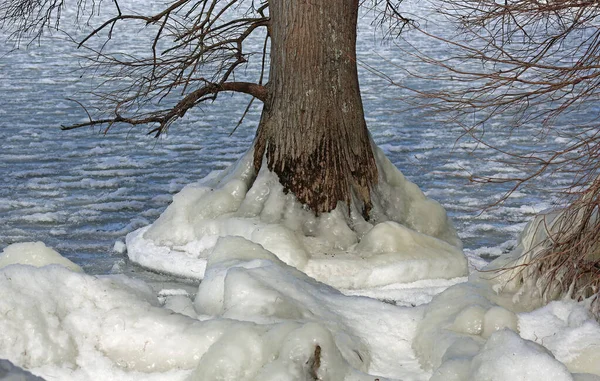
254;0;378;217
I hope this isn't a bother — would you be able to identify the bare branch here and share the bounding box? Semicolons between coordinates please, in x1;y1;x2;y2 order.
61;81;267;135
2;0;270;135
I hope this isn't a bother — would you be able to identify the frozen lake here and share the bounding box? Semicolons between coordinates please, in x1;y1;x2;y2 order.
0;2;565;275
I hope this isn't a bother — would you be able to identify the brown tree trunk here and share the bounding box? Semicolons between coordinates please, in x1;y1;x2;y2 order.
254;0;378;217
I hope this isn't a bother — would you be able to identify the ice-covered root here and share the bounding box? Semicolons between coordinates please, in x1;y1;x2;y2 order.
126;145;467;289
0;241;83;272
412;281;518;372
193;236;423;379
370;147;462;249
304;221;466;289
186;323;373;381
193;236;313;319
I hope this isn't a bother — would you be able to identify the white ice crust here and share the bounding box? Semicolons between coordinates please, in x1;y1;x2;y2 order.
126;147;466;289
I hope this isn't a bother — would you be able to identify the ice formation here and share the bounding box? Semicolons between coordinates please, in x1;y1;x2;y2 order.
126;146;467;289
413;272;600;380
3;150;600;381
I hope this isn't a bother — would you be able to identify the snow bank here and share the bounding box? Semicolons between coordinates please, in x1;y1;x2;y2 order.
0;240;424;381
127;146;466;289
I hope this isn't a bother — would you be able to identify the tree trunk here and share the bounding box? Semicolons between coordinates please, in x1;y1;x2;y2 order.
254;0;378;217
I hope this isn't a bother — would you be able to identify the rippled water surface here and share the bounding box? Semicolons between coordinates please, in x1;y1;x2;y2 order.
0;2;569;274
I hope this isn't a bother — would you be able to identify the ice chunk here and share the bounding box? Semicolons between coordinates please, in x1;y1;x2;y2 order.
163;295;197;318
113;240;127;254
413;281;491;371
186;324;275;381
0;242;82;273
451;305;486;335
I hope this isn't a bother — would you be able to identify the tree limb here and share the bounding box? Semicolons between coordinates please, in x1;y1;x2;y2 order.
61;81;268;136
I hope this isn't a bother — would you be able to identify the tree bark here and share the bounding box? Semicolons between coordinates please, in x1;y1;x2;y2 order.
254;0;378;217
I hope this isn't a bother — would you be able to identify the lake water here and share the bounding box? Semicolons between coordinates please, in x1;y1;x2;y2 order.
0;1;567;275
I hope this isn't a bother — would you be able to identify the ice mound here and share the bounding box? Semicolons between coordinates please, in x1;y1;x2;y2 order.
127;146;466;288
413;242;600;380
468;329;573;381
192;236;425;378
0;239;423;380
0;241;83;272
